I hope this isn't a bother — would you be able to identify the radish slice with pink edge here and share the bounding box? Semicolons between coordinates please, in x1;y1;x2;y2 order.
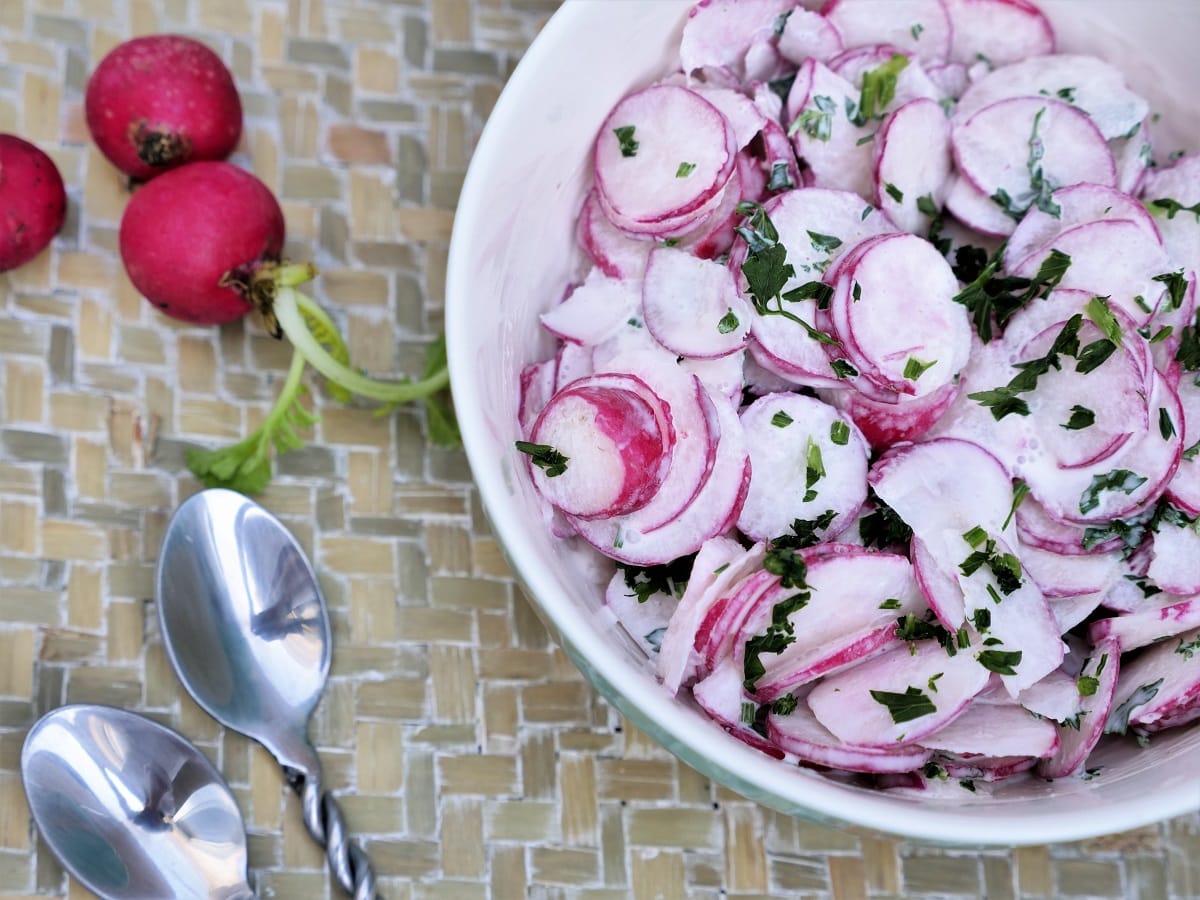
1002;183;1163;275
1018;370;1182;526
820;381;960;450
727;188;895;387
1019;542;1125;599
919;699;1060;758
1140;154;1200;273
1167;377;1200;515
696;568;779;673
936;753;1039;782
926;61;969;99
1008;219;1172;326
941;0;1054;68
552;340;593;393
641;246;752;359
539;269;640;346
570;392;750;567
952;98;1117;223
657;539;767;695
1037;639;1121;778
735;392;870;543
525;374;674;520
1089;597;1200;653
575;189;651;280
822;0;952;63
1108;625;1200;733
691;657;787;759
1112;122;1154;196
777;7;845;66
604;567;679;658
911;535;965;630
678;0;795;77
872;97;952;235
1017;667;1086;724
737;544;924;702
785;58;876;199
827;232;972;398
943;172;1021;237
593;84;737;233
954;54;1149;141
1146;519;1200;596
828;45;943;109
518;357;557;436
767;699;934;773
693;86;770;151
1014;494;1123;557
806;637;992;748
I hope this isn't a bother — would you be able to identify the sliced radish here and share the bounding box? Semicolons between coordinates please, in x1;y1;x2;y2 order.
873;97;953;234
679;0;795;78
919;699;1059;758
1008;219;1172;326
1167;377;1200;515
519;358;558;437
807;638;991;748
540;269;641;346
526;374;674;520
658;539;767;694
912;535;966;629
1037;639;1121;778
576;189;652;280
954;54;1149;141
941;0;1054;68
735;392;870;543
821;381;959;449
827;232;972;397
1106;626;1200;734
1020;542;1124;599
553;340;594;393
691;658;787;759
594;84;737;234
943;172;1022;237
605;567;680;657
1111;122;1154;196
1015;495;1122;556
952;97;1116;226
697;568;778;672
828;45;943;110
777;7;845;66
1089;597;1200;652
1003;183;1162;275
823;0;952;63
768;699;934;773
785;58;876;199
936;753;1039;781
1140;154;1200;275
1018;667;1086;724
642;246;752;359
1146;522;1200;595
738;545;924;700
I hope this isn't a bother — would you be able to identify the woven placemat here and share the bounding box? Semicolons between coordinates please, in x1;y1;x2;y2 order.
0;0;1198;897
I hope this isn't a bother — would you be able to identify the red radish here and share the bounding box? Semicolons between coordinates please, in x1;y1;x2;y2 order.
119;161;284;325
86;35;242;180
0;134;67;271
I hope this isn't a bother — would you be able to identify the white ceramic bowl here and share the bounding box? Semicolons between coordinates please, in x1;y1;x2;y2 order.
446;0;1200;845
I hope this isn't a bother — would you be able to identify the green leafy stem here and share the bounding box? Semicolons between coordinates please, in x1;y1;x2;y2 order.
186;264;458;495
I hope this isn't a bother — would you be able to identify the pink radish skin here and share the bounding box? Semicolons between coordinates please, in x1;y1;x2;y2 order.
1108;626;1200;734
527;377;674;520
119;161;284;324
85;35;242;181
0;134;67;271
1088;598;1200;652
872;97;953;235
768;700;934;774
822;381;959;449
1038;639;1120;778
679;0;795;77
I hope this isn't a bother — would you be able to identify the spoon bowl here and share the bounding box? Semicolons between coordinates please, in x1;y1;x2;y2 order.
21;704;252;900
157;488;376;898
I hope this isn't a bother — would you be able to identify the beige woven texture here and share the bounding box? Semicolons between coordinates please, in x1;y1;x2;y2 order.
0;0;1198;897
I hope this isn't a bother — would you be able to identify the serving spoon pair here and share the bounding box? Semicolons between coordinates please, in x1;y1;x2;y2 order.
21;489;377;899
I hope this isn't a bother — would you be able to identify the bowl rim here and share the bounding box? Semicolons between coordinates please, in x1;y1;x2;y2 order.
446;0;1200;847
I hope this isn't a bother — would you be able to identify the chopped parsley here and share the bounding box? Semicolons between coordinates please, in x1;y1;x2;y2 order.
958;530;1022;594
916;193;939;218
807;230;843;253
990;106;1061;218
1154;269;1189;311
952;247;1071;343
743;590;811;692
771;693;799;716
1104;679;1164;735
515;441;568;477
675;161;696;178
771;511;838;551
767;160;795;192
859;492;913;550
903;356;937;380
1176;636;1200;660
617;554;695;604
789;93;837;141
869;685;937;723
879;598;903;610
830;358;859;379
853;54;910;124
1149;197;1200;221
717;308;740;334
971;608;991;632
1062;405;1096;430
613;125;638;157
968;313;1083;420
976;648;1022;676
1002;479;1030;531
1079;469;1148;515
771;410;794;428
830;420;851;445
1085;296;1122;346
804;438;825;502
885;182;904;203
644;627;666;652
1160;407;1176;440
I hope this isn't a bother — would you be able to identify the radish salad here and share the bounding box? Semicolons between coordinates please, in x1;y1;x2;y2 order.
516;0;1200;790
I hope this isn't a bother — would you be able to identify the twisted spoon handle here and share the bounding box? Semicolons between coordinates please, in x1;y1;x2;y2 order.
285;765;379;899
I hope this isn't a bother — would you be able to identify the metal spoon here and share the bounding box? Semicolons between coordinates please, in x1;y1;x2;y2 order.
155;488;377;899
21;704;253;900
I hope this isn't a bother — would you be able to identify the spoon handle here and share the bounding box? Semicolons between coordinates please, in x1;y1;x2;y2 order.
285;765;378;899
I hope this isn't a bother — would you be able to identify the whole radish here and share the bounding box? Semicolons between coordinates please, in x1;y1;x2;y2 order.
0;134;67;271
86;35;242;181
119;161;284;324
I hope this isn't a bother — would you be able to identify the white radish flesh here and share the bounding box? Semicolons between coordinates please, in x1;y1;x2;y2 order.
1106;627;1200;734
823;0;952;64
1037;639;1120;778
768;700;934;773
941;0;1054;68
642;246;752;359
735;392;870;543
785;58;876;199
873;97;953;235
540;269;640;346
919;700;1059;758
1089;597;1200;652
679;0;795;77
